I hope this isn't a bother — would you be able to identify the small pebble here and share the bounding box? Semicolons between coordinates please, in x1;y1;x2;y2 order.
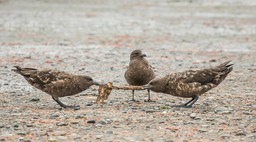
145;110;156;113
13;124;19;128
106;130;113;134
96;135;103;139
0;124;5;128
221;135;230;139
85;103;93;106
189;113;197;119
214;106;233;114
56;122;68;126
73;106;80;110
75;115;85;119
70;121;79;124
87;120;96;124
30;98;40;102
95;124;103;127
16;131;27;135
235;130;247;136
26;124;34;127
50;114;59;118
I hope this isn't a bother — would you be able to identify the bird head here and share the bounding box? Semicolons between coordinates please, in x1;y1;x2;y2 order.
130;50;146;60
78;76;100;89
143;78;165;93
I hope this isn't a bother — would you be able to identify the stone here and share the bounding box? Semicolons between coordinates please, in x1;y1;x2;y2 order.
56;122;68;126
70;121;79;124
221;134;230;139
214;107;233;114
96;135;103;139
145;109;157;113
75;115;85;119
98;119;112;125
48;138;57;142
98;120;106;125
95;124;103;127
87;120;96;124
16;131;28;135
198;129;208;133
57;136;68;140
73;106;80;110
243;111;252;115
106;130;113;134
85;103;93;106
189;113;197;119
50;114;59;118
30;98;40;102
0;124;5;128
13;124;19;128
235;130;247;136
26;124;34;127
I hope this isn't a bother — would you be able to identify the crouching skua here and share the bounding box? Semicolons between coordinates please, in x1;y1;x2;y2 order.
12;66;99;108
144;61;233;108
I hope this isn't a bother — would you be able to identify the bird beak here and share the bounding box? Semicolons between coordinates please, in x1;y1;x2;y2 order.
93;81;100;86
140;54;146;57
143;84;151;89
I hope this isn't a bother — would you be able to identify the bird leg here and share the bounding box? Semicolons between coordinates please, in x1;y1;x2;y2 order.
144;89;155;102
172;96;199;108
131;90;139;102
52;97;79;109
131;90;136;101
185;96;199;108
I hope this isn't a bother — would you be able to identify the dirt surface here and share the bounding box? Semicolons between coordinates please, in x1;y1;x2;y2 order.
0;0;256;141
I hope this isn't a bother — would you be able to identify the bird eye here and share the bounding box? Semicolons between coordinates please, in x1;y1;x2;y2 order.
85;77;93;81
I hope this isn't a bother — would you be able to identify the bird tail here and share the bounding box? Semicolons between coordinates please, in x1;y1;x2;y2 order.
212;61;233;85
12;66;37;76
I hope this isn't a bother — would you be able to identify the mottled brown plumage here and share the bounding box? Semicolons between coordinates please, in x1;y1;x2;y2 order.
144;61;233;107
12;66;99;108
125;50;155;101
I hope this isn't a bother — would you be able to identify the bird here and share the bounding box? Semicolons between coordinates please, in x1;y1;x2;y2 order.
12;66;100;108
144;61;233;108
124;50;155;102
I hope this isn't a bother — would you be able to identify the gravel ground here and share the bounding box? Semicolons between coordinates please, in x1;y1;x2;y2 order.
0;0;256;141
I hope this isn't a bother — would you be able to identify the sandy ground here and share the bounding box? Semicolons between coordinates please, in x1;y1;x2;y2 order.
0;0;256;141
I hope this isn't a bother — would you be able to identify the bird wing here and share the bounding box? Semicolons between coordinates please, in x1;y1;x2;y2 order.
36;70;73;86
24;70;73;90
182;61;233;85
38;71;80;97
125;59;155;85
173;61;233;97
175;81;217;97
181;69;217;85
43;77;75;96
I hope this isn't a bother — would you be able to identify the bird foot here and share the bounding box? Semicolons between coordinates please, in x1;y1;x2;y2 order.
183;105;192;108
130;99;139;102
63;105;80;110
144;99;156;102
171;104;192;108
